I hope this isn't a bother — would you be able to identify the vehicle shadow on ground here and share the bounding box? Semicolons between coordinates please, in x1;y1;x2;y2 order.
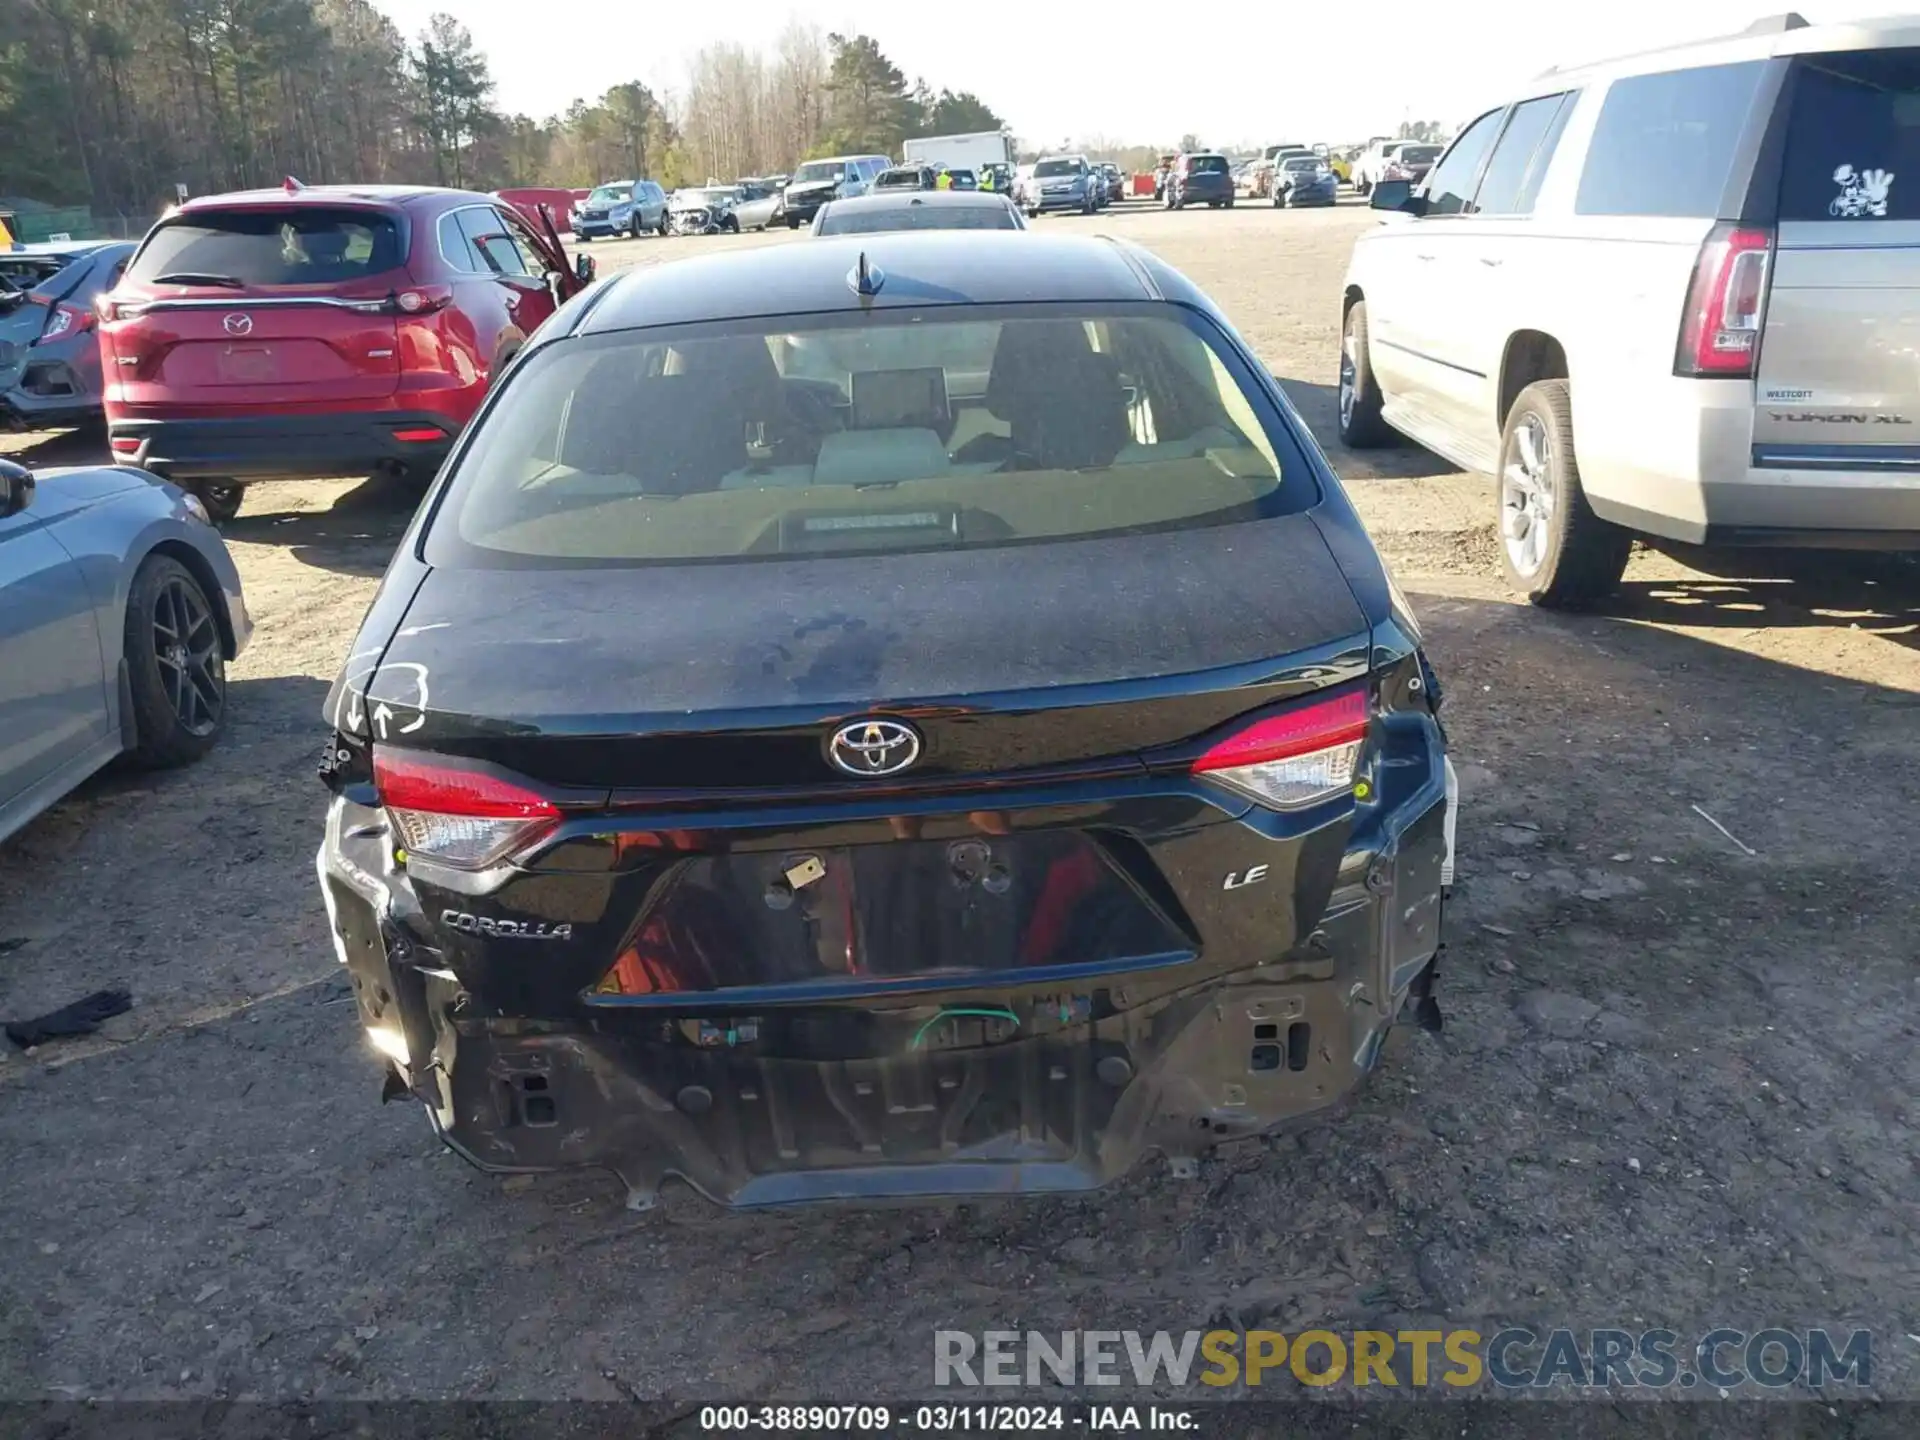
0;426;110;469
1609;545;1920;652
224;474;420;578
1273;377;1458;480
5;596;1917;1400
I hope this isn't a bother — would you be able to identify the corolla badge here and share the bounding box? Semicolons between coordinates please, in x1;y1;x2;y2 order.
828;718;922;777
222;312;253;336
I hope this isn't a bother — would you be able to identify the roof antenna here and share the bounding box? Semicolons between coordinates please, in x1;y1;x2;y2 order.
283;176;305;194
848;250;885;299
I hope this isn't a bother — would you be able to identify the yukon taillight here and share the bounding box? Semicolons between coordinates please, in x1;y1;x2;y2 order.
372;749;559;869
1676;224;1773;378
1192;685;1370;809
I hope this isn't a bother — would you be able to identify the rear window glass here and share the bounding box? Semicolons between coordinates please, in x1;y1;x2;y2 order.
427;307;1304;567
1780;48;1920;221
128;208;402;286
1189;156;1229;173
1399;146;1442;164
818;203;1020;234
27;255;93;298
1575;61;1766;217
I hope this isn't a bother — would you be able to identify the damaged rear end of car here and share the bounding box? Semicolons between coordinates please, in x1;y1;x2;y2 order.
316;236;1453;1210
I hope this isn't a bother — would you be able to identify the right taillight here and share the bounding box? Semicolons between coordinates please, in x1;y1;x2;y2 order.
1192;685;1370;810
1676;224;1773;378
372;748;560;869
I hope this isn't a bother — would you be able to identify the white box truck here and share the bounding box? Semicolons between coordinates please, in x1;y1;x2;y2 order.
901;131;1015;174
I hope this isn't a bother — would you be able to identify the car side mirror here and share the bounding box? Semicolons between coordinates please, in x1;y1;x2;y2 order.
1370;179;1421;213
574;253;596;284
0;458;35;519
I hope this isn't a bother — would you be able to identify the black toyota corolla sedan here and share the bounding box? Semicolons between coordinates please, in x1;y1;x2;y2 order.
317;232;1454;1210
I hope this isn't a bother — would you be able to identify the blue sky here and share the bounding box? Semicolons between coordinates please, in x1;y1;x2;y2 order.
378;2;1882;146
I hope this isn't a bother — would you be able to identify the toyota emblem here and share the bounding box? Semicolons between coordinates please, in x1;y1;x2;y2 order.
223;312;253;336
827;719;922;777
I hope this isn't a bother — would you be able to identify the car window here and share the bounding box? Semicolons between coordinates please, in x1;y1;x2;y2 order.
1034;160;1080;177
1575;60;1767;217
1190;156;1229;174
817;202;1022;234
427;306;1308;568
26;255;92;299
1779;48;1920;221
1473;92;1574;215
1420;110;1503;216
439;211;483;271
456;209;532;277
127;207;402;286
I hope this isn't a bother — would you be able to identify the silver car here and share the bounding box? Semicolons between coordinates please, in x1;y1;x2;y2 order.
0;456;251;844
1339;11;1920;607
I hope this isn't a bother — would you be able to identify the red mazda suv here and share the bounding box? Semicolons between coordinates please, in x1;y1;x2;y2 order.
99;181;593;521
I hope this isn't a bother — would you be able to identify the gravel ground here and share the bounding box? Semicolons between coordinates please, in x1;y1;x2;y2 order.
2;199;1917;1405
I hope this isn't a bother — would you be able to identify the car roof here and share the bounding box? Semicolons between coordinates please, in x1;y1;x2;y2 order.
1532;11;1920;93
175;183;483;213
575;231;1185;333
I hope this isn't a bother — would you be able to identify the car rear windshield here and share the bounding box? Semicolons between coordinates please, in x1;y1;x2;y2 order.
127;207;403;286
1400;146;1441;163
818;203;1019;234
1189;156;1229;173
1779;48;1920;221
1034;160;1080;177
426;306;1307;568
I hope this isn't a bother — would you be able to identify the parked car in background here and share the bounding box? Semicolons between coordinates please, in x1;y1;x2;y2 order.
98;182;594;522
1096;163;1126;204
0;242;133;431
668;187;743;235
1273;155;1338;208
875;165;938;191
1235;159;1275;200
732;179;785;231
1165;153;1235;209
315;230;1453;1210
781;155;893;228
1351;140;1407;195
812;190;1027;234
1381;142;1442;188
573;180;668;240
1340;10;1920;607
493;187;579;237
1024;155;1101;215
0;455;251;845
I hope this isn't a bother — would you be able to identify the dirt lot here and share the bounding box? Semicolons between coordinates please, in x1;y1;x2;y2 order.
3;200;1918;1405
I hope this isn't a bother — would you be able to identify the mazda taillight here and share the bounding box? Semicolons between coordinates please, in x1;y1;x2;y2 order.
1192;685;1370;809
391;284;453;316
372;749;560;868
1675;224;1773;378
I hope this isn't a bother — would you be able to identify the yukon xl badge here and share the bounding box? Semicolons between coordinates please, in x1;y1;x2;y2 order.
442;910;573;941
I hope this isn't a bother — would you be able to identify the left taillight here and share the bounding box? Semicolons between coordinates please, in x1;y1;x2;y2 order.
372;749;560;869
1192;685;1370;810
33;302;94;345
